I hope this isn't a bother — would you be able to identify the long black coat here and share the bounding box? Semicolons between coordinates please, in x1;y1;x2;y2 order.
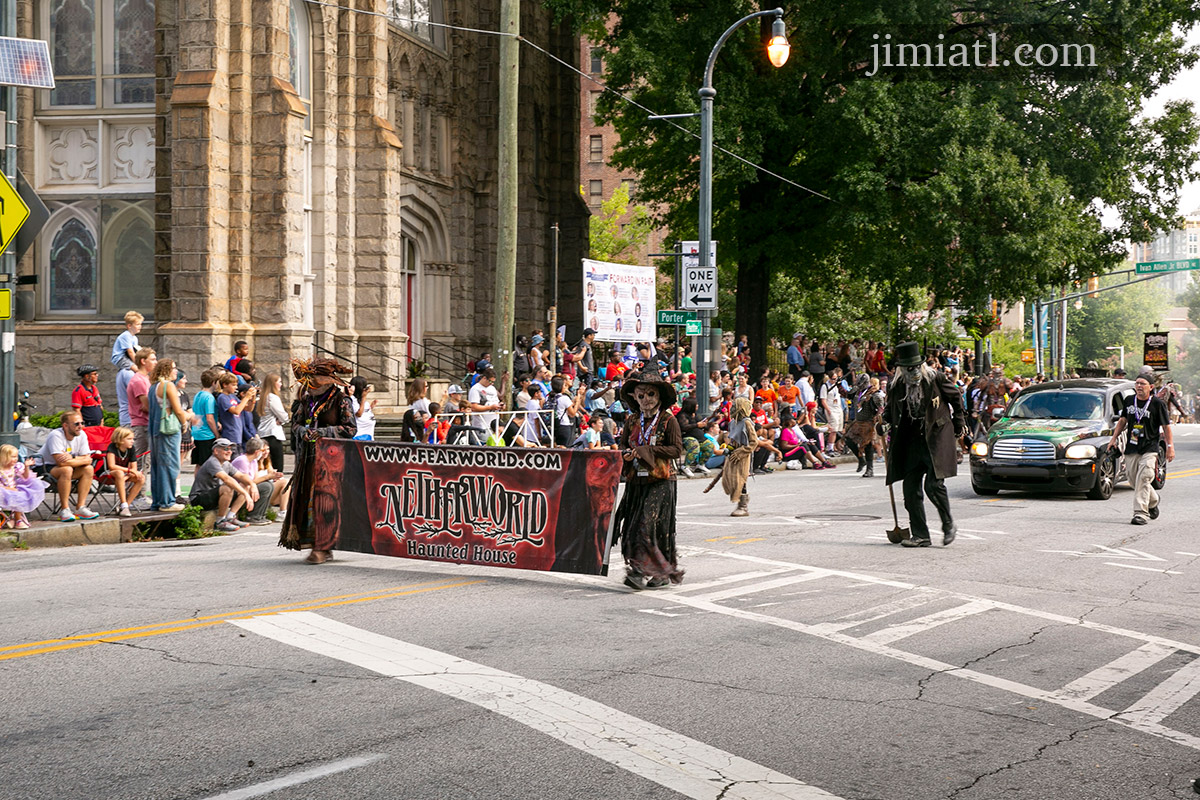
883;369;965;485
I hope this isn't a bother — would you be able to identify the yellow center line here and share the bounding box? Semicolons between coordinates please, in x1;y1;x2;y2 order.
733;538;765;544
1166;467;1200;480
0;579;484;662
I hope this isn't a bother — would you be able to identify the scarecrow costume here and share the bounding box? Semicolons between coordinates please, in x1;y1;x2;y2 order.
717;397;757;517
612;372;684;590
279;356;357;564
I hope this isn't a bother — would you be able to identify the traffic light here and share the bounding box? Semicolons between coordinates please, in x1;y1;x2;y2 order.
1087;275;1099;298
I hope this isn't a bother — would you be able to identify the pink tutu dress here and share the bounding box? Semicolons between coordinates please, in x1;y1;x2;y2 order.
0;462;46;514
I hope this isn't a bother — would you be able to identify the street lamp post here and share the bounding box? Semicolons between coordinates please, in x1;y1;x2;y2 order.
695;8;788;415
1105;345;1125;371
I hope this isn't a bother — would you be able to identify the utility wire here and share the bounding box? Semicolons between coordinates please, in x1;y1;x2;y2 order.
301;0;833;201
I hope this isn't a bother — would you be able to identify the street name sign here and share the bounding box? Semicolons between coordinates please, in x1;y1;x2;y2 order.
680;240;717;310
0;171;29;256
657;309;697;326
1135;258;1200;275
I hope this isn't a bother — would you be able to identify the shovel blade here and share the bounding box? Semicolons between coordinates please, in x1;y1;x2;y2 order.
886;526;911;544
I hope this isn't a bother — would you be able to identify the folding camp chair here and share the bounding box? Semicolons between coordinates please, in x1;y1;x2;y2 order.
83;426;120;515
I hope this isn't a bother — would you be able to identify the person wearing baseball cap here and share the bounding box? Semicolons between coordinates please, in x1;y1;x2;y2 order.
72;365;104;427
444;384;464;413
1113;366;1127;378
188;438;254;533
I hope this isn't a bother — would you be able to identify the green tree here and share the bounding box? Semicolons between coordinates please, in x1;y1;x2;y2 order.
1064;276;1172;369
548;0;1200;373
587;182;656;264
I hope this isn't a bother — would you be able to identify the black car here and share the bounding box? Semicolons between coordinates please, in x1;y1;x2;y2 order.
969;379;1167;499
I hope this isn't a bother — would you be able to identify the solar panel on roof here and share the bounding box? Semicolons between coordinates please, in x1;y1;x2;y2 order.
0;37;54;89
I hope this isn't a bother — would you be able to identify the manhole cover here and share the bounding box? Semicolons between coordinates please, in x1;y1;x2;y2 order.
795;514;881;522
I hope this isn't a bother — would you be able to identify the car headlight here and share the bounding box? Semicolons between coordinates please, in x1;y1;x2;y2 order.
1064;444;1097;460
970;442;989;457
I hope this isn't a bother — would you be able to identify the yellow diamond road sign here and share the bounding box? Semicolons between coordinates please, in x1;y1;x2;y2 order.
0;171;30;256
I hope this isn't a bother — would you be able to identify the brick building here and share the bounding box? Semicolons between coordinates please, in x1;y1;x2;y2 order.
13;0;588;406
578;37;667;267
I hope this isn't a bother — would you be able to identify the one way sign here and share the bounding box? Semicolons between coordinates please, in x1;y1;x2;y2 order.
681;240;717;310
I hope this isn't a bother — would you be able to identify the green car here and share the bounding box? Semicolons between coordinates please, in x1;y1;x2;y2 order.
969;378;1166;500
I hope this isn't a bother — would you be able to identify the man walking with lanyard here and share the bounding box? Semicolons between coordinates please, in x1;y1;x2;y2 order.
1109;374;1174;525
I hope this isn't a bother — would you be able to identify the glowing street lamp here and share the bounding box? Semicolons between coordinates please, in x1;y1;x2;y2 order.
695;9;788;413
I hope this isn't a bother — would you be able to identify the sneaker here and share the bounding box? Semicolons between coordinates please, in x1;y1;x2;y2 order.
248;517;273;526
900;537;932;548
14;518;29;530
1131;515;1148;526
215;520;240;533
74;507;99;520
230;516;251;528
118;503;132;518
624;573;647;591
645;577;671;589
59;508;77;522
694;464;711;475
162;503;186;512
785;461;802;470
1149;504;1160;520
680;465;695;478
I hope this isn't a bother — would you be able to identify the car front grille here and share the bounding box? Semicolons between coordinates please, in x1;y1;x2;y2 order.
991;438;1057;461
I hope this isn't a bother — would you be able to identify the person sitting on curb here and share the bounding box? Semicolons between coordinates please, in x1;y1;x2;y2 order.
188;438;254;533
232;437;286;525
37;410;100;521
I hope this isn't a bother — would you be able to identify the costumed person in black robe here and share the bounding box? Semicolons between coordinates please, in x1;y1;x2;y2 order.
279;356;357;564
844;374;885;478
612;372;684;590
883;342;966;548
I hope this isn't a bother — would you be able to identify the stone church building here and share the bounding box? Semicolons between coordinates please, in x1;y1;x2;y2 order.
13;0;587;405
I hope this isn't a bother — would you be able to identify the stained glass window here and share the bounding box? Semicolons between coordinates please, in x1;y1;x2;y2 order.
389;0;445;50
49;0;96;105
44;0;155;108
110;209;153;310
49;216;98;311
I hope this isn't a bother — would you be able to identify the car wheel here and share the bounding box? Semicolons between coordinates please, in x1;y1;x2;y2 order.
1087;453;1116;500
972;481;999;496
1152;442;1167;490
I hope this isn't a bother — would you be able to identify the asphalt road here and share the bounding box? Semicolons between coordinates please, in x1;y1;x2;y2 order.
3;427;1200;800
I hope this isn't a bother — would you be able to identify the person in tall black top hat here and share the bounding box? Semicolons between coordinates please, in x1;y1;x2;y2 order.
883;341;966;547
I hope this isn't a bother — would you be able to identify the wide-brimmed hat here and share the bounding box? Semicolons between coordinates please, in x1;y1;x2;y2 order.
894;341;921;367
620;371;677;409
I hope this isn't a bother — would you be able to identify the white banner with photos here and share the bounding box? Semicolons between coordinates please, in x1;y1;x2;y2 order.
582;259;656;342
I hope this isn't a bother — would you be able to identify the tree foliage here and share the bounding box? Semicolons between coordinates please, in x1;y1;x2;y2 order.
1064;276;1172;369
546;0;1200;372
587;182;656;264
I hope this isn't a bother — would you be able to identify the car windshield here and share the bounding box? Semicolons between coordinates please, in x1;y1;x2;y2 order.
1007;391;1105;421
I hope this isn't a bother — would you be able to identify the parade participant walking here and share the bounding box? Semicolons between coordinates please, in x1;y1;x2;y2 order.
279;357;357;564
612;372;684;590
845;375;885;477
712;397;757;516
1109;374;1174;525
883;342;965;547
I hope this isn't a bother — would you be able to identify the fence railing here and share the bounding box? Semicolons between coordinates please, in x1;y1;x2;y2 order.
312;331;405;407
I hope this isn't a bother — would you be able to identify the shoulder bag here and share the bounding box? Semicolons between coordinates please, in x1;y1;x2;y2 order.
158;380;181;435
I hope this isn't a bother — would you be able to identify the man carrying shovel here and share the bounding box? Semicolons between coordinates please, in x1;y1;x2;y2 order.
883;341;966;548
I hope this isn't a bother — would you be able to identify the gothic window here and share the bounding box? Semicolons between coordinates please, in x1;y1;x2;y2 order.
43;0;155;109
289;0;312;117
48;213;98;312
389;0;446;50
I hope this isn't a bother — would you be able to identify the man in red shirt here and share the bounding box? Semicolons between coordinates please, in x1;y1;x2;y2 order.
71;365;104;427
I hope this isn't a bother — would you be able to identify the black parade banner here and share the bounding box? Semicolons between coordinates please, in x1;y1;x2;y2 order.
312;440;623;575
1143;331;1169;372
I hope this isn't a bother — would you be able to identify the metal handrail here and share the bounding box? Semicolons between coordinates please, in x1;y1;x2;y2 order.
312;332;403;407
